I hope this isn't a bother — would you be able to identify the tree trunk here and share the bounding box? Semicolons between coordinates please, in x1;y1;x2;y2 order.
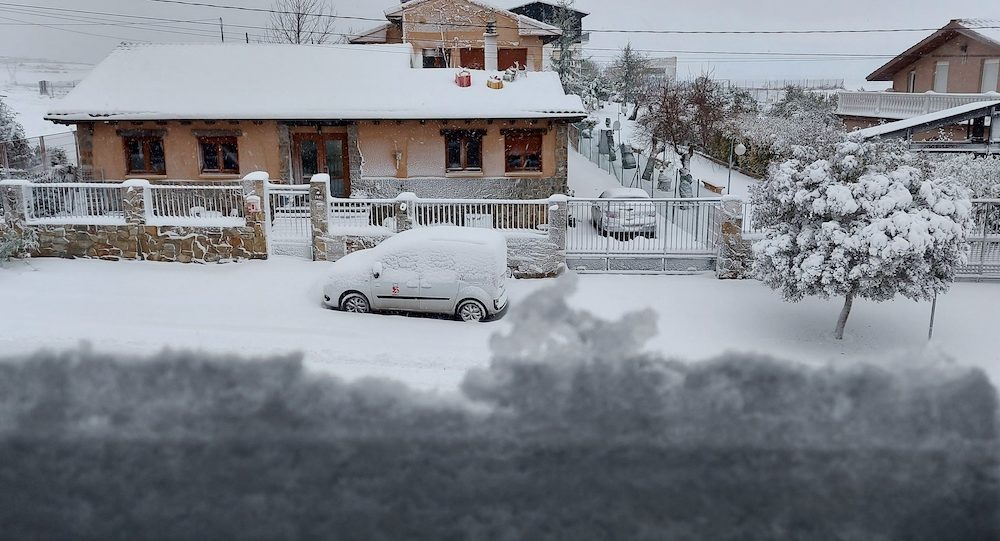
629;103;639;121
834;293;854;340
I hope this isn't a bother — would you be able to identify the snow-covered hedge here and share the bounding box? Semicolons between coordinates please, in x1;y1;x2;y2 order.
0;279;996;539
931;154;1000;198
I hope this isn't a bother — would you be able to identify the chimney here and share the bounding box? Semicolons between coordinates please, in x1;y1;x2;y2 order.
484;19;498;72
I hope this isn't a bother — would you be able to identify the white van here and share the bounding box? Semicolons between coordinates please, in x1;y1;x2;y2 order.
322;226;509;322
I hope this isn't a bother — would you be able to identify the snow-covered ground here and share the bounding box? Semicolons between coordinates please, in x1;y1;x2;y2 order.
1;56;91;137
2;257;998;390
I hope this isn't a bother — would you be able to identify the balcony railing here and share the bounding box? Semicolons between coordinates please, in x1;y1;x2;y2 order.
836;91;998;120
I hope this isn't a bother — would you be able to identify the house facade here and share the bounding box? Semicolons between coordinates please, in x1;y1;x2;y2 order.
837;19;1000;135
46;42;585;199
349;0;561;72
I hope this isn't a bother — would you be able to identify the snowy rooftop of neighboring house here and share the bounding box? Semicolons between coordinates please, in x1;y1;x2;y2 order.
854;99;1000;138
45;43;585;122
384;0;561;36
956;18;1000;47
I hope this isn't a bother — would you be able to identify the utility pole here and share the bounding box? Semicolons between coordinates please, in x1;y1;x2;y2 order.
928;293;938;341
219;17;224;43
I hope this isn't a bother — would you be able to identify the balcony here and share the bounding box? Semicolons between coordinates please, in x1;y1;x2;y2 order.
836;91;999;120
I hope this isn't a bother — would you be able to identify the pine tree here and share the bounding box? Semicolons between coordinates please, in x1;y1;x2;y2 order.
752;136;974;339
548;0;582;94
610;43;650;120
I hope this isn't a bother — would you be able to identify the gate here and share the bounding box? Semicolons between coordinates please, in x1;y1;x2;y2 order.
264;183;312;259
960;199;1000;281
566;198;722;273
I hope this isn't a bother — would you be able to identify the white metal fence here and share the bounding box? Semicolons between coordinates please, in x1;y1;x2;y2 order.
566;197;723;273
23;182;127;225
407;198;550;232
835;91;995;120
7;179;248;227
265;183;312;258
146;184;245;227
963;199;1000;280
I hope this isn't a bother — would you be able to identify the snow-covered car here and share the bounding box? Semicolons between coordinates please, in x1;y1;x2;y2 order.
590;188;658;238
322;226;509;322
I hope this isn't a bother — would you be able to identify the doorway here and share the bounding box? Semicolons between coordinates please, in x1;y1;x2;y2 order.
292;133;350;198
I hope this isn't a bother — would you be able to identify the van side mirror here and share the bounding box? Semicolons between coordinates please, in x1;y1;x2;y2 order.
371;262;382;279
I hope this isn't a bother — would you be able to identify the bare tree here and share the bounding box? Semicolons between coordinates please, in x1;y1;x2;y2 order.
268;0;338;45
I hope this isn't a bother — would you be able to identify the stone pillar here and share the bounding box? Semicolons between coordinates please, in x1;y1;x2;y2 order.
242;172;268;260
552;123;570;195
394;192;417;233
716;196;749;279
310;174;331;261
347;123;364;186
547;194;568;251
120;179;148;260
277;124;292;182
0;180;27;226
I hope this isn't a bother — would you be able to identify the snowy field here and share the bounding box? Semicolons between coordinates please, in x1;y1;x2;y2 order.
2;257;998;390
1;56;91;137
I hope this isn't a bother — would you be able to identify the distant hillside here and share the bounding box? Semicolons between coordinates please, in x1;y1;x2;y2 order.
0;56;93;138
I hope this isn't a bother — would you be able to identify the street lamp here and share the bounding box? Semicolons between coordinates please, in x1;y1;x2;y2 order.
727;140;747;194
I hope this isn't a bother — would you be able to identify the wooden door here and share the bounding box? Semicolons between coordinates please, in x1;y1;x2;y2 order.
460;48;485;70
499;48;528;70
292;133;350;197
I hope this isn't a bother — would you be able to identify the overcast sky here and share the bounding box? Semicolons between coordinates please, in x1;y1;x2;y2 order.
0;0;997;88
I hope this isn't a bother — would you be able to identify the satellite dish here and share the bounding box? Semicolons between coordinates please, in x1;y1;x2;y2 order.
612;120;621;131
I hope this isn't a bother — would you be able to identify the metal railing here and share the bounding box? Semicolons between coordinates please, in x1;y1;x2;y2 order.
407;198;550;231
328;198;397;233
836;91;997;120
567;198;722;256
22;182;127;225
145;183;246;227
962;199;1000;280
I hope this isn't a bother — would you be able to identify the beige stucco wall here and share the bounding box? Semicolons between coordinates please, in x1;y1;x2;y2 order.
87;120;283;181
890;36;1000;93
357;120;557;179
400;0;545;70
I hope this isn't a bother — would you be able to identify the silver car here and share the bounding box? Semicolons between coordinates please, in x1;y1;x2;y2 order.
322;226;509;322
590;188;658;239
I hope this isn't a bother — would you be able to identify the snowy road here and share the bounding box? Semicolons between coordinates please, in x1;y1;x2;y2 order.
2;257;999;390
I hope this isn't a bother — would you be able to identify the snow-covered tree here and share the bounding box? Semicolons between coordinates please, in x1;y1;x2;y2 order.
548;0;582;93
636;75;753;170
752;136;974;340
0;97;32;170
268;0;339;44
736;86;843;160
931;154;1000;198
609;43;650;120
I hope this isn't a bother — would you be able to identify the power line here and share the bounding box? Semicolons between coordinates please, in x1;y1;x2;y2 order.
143;0;1000;36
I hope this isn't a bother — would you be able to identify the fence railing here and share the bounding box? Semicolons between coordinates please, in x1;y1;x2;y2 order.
23;182;127;225
408;198;550;232
3;179;248;227
566;198;722;256
328;198;397;234
963;199;1000;279
145;183;245;227
835;91;996;120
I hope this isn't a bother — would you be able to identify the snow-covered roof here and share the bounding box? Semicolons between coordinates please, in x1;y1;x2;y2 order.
348;23;393;44
956;18;1000;48
46;43;585;122
854;99;1000;138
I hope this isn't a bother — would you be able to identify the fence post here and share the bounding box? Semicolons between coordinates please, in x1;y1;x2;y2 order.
242;172;269;260
120;179;149;261
547;194;568;252
310;174;331;261
395;192;417;232
0;179;27;226
715;196;749;279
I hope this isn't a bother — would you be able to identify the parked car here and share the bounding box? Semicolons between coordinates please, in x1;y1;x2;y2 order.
322;226;509;322
590;188;658;238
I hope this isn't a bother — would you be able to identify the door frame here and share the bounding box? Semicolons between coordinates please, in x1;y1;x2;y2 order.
291;132;351;196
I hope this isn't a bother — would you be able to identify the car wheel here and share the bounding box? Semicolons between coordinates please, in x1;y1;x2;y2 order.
340;292;371;314
456;299;487;322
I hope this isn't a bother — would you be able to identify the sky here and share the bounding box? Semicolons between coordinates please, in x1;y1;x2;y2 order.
0;0;997;88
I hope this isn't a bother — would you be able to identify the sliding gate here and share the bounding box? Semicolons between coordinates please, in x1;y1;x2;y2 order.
565;197;722;273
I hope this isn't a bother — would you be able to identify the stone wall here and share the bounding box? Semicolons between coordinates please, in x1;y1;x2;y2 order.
1;178;267;264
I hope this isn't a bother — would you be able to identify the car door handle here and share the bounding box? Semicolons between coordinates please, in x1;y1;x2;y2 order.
406;280;419;288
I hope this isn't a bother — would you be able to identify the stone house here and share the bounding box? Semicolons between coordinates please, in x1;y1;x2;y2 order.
45;42;585;199
837;19;1000;138
349;0;562;72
